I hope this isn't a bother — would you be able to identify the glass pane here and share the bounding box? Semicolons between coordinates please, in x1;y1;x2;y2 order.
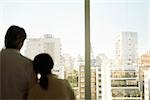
91;0;150;100
0;2;4;49
1;0;84;99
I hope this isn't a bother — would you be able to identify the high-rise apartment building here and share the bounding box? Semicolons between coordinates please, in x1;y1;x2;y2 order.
25;34;61;65
24;34;64;79
115;32;138;65
111;32;142;100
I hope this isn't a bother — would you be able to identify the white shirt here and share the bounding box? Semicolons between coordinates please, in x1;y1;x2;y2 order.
28;74;75;100
0;49;33;100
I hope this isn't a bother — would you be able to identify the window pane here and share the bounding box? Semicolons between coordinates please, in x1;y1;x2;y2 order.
1;0;84;99
91;0;150;100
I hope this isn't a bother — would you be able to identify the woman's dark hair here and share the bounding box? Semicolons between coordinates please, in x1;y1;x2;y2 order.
5;25;26;49
33;53;54;90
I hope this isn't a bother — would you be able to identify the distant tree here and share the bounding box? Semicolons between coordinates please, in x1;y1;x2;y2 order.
67;70;78;87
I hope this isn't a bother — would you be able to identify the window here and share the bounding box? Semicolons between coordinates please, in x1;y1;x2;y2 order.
1;0;149;99
1;0;84;99
91;0;149;99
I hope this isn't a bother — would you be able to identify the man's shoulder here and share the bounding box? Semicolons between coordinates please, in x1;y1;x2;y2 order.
20;55;33;64
20;55;32;62
19;55;33;74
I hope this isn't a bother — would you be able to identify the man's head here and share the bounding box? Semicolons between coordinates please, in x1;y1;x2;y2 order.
5;25;27;50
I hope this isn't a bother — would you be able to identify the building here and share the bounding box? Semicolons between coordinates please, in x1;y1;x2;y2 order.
95;53;111;100
101;62;112;100
25;34;61;64
112;32;142;100
115;32;138;65
111;65;141;100
24;34;64;79
61;53;75;74
78;53;111;100
78;65;96;100
140;51;150;67
96;66;102;100
144;68;150;100
139;51;150;99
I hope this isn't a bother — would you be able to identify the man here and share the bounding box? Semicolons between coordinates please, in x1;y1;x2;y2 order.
0;25;33;99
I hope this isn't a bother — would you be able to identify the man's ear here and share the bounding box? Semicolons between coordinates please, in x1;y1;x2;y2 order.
17;42;24;50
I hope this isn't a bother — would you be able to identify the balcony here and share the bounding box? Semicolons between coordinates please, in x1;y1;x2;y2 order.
112;89;141;98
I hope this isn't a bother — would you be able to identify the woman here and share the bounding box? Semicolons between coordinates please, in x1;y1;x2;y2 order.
28;53;75;100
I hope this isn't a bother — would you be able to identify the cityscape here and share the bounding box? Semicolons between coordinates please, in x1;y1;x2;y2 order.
23;32;150;100
0;0;150;100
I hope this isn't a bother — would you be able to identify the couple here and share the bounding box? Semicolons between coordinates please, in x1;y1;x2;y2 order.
0;25;75;100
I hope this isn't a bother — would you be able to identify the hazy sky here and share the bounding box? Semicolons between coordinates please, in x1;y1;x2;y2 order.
0;0;149;57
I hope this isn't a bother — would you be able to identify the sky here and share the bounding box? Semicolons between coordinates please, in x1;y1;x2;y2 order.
0;0;150;58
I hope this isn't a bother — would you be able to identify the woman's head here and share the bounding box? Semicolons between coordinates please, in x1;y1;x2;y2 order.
33;53;54;90
33;53;54;75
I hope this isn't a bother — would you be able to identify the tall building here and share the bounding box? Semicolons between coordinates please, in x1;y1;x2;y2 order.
111;32;142;100
115;32;138;65
24;34;64;79
25;34;61;65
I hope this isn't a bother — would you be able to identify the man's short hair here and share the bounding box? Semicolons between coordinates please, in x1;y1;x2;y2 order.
5;25;27;49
